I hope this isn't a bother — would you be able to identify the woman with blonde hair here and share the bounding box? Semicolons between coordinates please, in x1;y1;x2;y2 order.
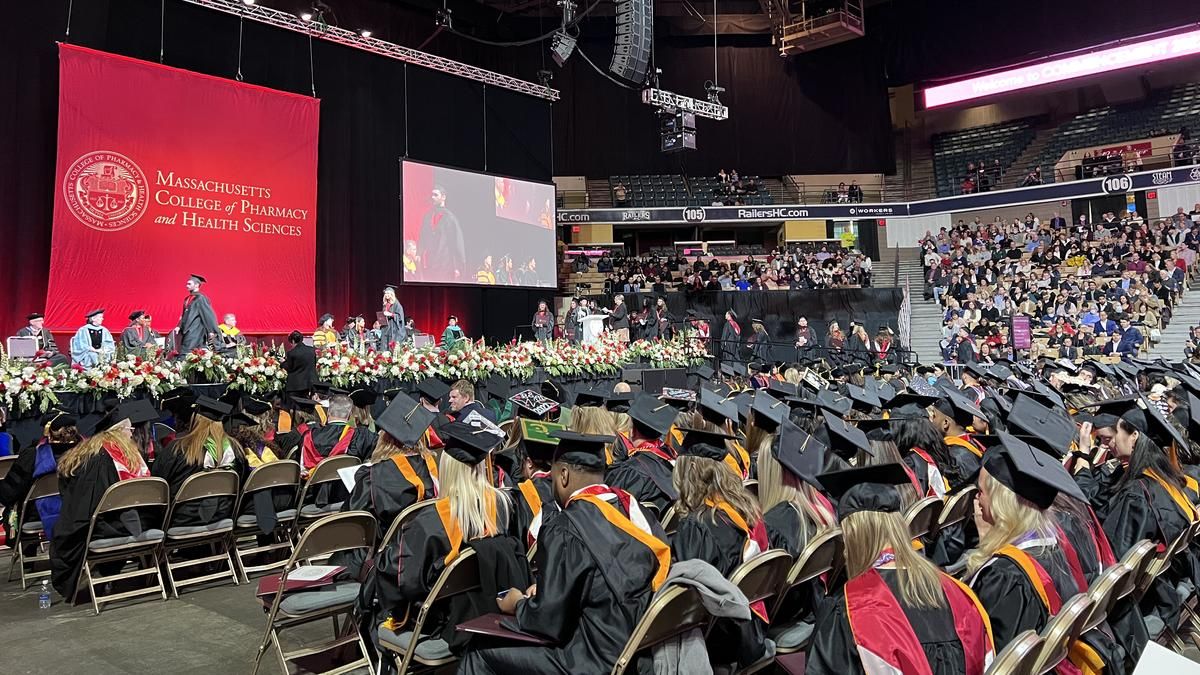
372;421;527;652
50;409;152;599
152;397;243;526
808;464;993;675
671;429;771;669
569;404;621;465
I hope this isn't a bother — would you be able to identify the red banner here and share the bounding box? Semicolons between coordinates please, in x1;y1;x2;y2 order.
46;45;318;334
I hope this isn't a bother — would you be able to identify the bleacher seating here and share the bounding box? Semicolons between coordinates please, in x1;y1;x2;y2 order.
1032;83;1200;183
609;175;773;207
931;117;1040;197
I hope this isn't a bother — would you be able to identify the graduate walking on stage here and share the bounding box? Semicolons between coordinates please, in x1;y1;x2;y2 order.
176;273;219;354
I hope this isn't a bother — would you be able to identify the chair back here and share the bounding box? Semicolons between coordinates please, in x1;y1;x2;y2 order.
937;486;977;531
771;528;841;617
167;469;240;527
152;423;175;441
987;630;1043;675
742;479;759;498
418;548;481;614
379;499;437;549
26;472;60;502
1081;564;1129;631
291;511;377;563
0;455;17;481
904;496;943;540
1030;594;1093;675
610;585;710;675
659;505;679;534
729;549;793;608
242;459;302;496
95;477;171;517
1121;539;1157;600
306;454;360;486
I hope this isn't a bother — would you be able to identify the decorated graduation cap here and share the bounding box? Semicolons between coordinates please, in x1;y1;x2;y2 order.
821;409;872;459
817;463;911;520
549;429;614;471
750;391;789;432
416;378;451;404
628;392;678;438
984;432;1087;509
350;388;379;409
441;421;503;465
774;417;826;487
376;391;437;447
510;388;561;419
1007;394;1076;457
518;418;562;464
676;428;738;461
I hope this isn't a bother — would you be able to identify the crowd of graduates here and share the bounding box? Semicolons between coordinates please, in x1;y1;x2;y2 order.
3;347;1200;674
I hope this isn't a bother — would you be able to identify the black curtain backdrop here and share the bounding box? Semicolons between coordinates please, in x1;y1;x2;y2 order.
1;1;553;341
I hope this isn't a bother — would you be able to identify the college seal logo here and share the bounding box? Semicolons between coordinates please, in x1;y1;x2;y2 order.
62;151;149;232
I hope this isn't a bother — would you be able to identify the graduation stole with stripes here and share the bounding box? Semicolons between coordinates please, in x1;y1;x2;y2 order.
724;440;752;480
301;424;355;474
518;472;554;546
945;434;984;459
434;492;499;565
629;437;675;464
706;498;770;622
845;565;994;675
104;442;150;481
1144;469;1199;524
390;453;440;501
568;485;670;591
910;447;949;498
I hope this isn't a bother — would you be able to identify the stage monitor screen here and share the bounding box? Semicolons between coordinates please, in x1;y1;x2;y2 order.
401;160;556;288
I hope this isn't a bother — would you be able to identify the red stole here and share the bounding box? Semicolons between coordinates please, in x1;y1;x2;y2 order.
103;442;150;481
301;424;355;474
845;567;993;675
629;437;674;463
1052;526;1090;593
727;320;741;336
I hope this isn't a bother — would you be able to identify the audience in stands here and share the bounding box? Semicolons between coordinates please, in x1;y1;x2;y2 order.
1020;166;1043;187
922;211;1199;363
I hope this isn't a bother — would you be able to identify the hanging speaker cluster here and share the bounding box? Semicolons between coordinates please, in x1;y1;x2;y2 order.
609;0;653;84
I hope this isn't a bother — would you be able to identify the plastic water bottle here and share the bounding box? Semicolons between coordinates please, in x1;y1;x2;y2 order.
38;580;51;609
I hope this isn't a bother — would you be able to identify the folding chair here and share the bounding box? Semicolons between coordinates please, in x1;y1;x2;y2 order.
232;460;301;582
659;505;679;535
610;585;711;675
742;479;759;498
986;630;1044;675
295;454;361;536
904;496;944;541
1028;594;1093;675
378;548;481;674
252;511;377;675
936;486;977;534
159;469;240;597
6;470;59;586
727;550;794;674
75;477;170;615
1080;564;1130;632
0;455;16;480
377;499;437;552
7;472;59;588
768;528;843;654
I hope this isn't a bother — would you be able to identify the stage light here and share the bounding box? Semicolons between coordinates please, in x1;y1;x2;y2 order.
242;0;255;5
300;12;313;21
361;29;372;38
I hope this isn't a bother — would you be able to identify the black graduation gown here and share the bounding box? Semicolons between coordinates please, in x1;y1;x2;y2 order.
672;511;769;668
0;442;70;508
302;423;377;507
333;455;437;579
150;441;241;527
605;452;677;515
763;502;821;625
808;569;972;675
509;475;560;551
50;455;151;599
177;292;219;353
1101;474;1200;632
720;321;741;364
458;493;666;675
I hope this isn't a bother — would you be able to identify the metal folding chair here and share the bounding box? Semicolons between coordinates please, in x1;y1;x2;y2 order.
74;477;170;615
7;472;59;588
159;469;240;597
232;460;301;582
378;548;481;674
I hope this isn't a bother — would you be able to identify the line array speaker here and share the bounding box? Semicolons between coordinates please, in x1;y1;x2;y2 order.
609;0;653;84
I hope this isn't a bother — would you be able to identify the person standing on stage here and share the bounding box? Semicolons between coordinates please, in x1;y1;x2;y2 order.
418;185;465;281
380;285;407;351
608;294;630;343
720;310;742;367
532;300;554;342
17;313;67;365
121;311;160;358
283;330;317;397
654;297;673;339
442;315;466;350
70;309;115;367
176;273;219;354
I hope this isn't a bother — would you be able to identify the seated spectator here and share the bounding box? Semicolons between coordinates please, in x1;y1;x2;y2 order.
836;181;849;203
847;180;863;203
612;182;627;205
1020;167;1042;187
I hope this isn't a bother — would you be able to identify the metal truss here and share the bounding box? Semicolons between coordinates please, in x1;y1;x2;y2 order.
181;0;560;101
641;87;729;121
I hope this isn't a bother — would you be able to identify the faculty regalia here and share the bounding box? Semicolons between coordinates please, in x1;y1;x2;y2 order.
808;567;994;675
177;291;219;353
69;325;115;367
605;439;677;515
458;485;669;675
50;448;151;599
121;325;160;357
509;471;559;549
150;440;243;527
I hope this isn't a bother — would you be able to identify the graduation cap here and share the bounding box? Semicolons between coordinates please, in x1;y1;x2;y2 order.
518;418;562;464
509;388;560;418
1007;394;1076;457
312;382;334;396
541;379;576;407
719;362;740;378
660;388;698;412
932;388;986;426
573;387;610;408
693;365;715;381
767;380;798;398
822;409;872;459
983;432;1087;509
817;463;911;520
376;391;437;447
1140;396;1188;451
482;375;511;402
26;312;43;321
774;417;826;488
441;421;503;465
854;417;895;442
878;363;902;376
699;388;739;427
846;384;881;412
815;390;852;416
77;412;105;438
193;396;234;422
225;411;258;430
732;391;754;423
1183;392;1200;440
549;430;614;471
605;391;634;413
416;378;451;404
350;388;379;409
882;391;938;411
128;310;146;322
962;362;993;382
85;308;105;319
290;396;319;413
189;273;207;284
39;409;78;433
676;428;738;461
628;392;678;439
116;399;159;426
751;391;789;431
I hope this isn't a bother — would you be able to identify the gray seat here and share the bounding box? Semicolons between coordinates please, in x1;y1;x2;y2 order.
21;520;44;533
299;502;344;516
167;518;234;537
378;625;453;660
767;620;814;650
89;529;165;551
278;580;360;615
236;509;297;527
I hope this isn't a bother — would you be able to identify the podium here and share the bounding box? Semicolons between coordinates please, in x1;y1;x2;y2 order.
581;314;608;345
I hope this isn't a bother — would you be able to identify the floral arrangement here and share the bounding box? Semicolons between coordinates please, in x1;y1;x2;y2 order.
0;334;710;414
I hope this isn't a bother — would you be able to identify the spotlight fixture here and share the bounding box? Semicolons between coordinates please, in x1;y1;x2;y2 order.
435;8;453;29
361;29;372;38
550;30;576;67
537;69;554;87
242;0;255;5
300;12;313;21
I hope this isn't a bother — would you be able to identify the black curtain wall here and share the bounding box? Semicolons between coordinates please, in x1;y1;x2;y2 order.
0;1;553;341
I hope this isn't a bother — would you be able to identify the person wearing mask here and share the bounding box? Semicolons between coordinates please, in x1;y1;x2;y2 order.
120;310;160;358
69;308;115;367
